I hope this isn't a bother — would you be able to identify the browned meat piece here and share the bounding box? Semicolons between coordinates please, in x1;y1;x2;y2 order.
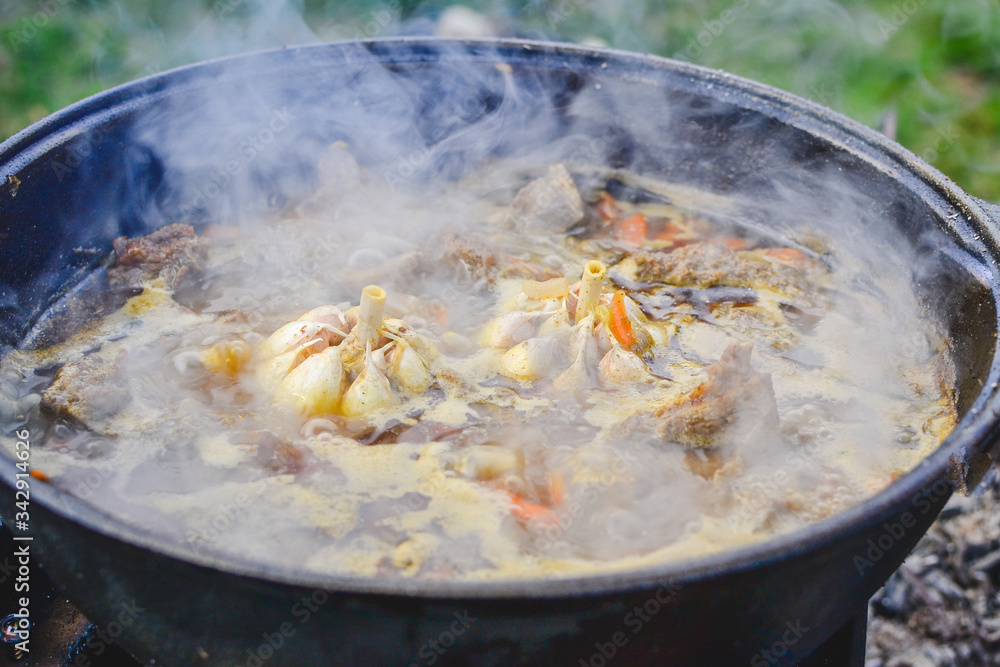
631;242;740;287
255;434;310;475
683;447;726;479
436;232;557;282
41;350;129;430
442;232;497;281
628;242;822;301
508;163;584;233
655;343;779;448
107;223;209;291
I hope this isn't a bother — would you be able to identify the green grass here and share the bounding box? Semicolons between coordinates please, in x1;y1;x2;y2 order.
2;0;999;199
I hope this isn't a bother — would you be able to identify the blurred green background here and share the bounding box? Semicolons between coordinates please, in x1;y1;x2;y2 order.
1;0;998;199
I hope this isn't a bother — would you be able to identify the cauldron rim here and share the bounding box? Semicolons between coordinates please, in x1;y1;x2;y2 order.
3;36;1000;600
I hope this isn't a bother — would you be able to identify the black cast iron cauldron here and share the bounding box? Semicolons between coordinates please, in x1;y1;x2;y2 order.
2;38;1000;667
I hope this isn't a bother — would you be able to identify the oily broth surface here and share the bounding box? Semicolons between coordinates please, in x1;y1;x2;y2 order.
0;155;956;580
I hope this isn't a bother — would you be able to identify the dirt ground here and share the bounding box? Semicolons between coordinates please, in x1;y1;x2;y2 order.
866;466;1000;666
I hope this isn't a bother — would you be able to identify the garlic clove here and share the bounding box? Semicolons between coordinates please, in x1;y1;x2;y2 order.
275;347;345;416
593;319;615;357
258;348;305;389
343;305;360;330
438;331;476;355
387;340;431;395
259;320;329;360
553;315;599;390
499;336;559;382
341;343;400;417
483;310;545;349
383;319;442;361
598;344;655;386
403;330;442;362
299;304;346;328
536;308;572;337
298;305;349;344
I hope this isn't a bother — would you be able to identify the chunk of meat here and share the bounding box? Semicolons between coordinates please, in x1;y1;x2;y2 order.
655;343;779;448
435;232;556;282
41;350;130;431
625;242;822;301
508;164;584;233
107;223;209;291
255;434;310;475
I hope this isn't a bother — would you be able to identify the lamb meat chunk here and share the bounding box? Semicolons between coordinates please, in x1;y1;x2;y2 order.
631;242;745;287
625;242;822;302
435;232;557;283
439;232;498;281
683;447;726;479
508;163;585;233
41;349;129;431
107;223;209;291
654;343;779;448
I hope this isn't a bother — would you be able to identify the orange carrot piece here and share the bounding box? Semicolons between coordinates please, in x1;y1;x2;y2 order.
30;469;50;482
550;471;565;505
657;222;679;239
765;247;808;262
663;219;704;241
609;291;637;348
614;213;647;247
657;222;698;247
721;237;753;251
506;491;558;525
597;192;618;221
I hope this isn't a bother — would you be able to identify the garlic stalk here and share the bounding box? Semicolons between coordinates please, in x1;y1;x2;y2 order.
575;260;607;322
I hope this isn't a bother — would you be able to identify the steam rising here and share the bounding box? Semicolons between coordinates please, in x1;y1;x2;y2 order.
0;6;964;578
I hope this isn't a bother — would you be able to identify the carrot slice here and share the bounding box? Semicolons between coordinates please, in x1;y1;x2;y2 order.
720;237;753;251
506;491;558;525
614;213;647;247
609;291;637;348
30;469;50;482
661;219;703;241
765;247;807;262
657;222;682;240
